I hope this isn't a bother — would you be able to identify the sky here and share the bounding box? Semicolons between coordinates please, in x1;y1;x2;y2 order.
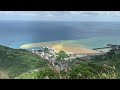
0;11;120;21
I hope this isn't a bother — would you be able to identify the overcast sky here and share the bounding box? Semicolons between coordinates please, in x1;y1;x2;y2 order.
0;11;120;21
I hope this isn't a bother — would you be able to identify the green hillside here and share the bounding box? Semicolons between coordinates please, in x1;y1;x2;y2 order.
91;47;120;70
0;45;48;78
15;48;120;79
15;62;118;79
1;44;120;79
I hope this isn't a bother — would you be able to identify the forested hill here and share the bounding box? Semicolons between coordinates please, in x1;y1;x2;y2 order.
0;45;48;79
1;44;120;79
16;48;120;79
91;47;120;71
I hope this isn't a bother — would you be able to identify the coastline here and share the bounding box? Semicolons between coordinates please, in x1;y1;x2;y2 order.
19;41;100;54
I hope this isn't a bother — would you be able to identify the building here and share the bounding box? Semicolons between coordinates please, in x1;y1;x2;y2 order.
107;44;113;47
43;55;49;60
49;57;56;66
107;44;119;49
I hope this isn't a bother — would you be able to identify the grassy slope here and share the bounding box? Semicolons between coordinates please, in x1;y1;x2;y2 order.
16;62;118;79
0;45;48;78
16;49;120;79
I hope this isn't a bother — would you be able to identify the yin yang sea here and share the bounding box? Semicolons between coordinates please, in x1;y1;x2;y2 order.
1;20;120;49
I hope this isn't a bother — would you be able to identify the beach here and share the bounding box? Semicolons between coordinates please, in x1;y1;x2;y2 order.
19;41;100;54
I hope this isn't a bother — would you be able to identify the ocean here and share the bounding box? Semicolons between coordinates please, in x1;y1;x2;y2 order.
0;21;120;49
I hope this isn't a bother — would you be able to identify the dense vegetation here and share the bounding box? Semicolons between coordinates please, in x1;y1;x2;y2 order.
16;62;118;79
16;48;120;79
1;44;120;79
56;50;69;61
91;48;120;71
0;45;48;78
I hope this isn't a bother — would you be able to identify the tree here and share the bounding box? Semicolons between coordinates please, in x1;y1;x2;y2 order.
57;50;69;61
44;47;49;53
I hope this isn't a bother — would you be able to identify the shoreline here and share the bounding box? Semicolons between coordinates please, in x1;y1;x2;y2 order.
19;42;100;54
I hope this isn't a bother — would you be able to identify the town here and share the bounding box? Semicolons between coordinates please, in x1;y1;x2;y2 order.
28;44;120;71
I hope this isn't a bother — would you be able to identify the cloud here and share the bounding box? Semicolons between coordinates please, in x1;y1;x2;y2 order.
69;11;82;15
0;11;119;16
0;11;120;21
68;11;120;17
0;11;118;17
112;11;120;17
0;11;102;17
97;11;120;17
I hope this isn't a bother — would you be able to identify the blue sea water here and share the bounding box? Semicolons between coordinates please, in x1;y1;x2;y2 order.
0;21;120;48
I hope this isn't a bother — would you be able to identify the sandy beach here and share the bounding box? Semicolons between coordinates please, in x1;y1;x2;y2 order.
20;41;99;54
